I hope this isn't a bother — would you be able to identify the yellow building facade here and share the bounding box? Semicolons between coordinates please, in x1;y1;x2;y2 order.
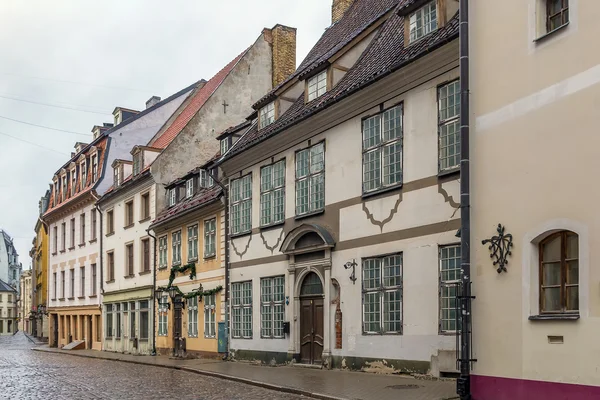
33;216;49;338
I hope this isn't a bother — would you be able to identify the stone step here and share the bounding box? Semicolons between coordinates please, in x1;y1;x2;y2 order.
291;362;323;370
62;340;85;350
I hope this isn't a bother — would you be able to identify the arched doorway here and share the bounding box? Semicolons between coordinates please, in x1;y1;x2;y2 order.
299;272;324;364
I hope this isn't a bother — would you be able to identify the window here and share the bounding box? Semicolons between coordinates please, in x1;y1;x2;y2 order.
186;179;194;198
260;160;285;226
188;225;198;261
362;105;403;193
81;161;87;189
204;218;216;258
141;192;150;220
107;251;115;281
133;152;143;176
70;268;75;298
53;272;57;300
106;305;113;338
91;209;97;241
71;169;77;195
362;254;402;334
295;142;325;216
80;214;85;244
221;137;230;156
440;245;461;333
172;231;181;266
409;1;437;42
168;188;176;207
130;302;136;338
53;226;58;253
62;175;67;200
230;175;252;235
187;296;198;337
232;281;252;338
547;0;569;32
260;276;285;338
125;243;134;276
158;236;168;268
91;155;98;183
158;295;168;336
141;238;150;273
139;300;149;340
539;231;578;313
204;294;216;338
114;166;121;187
438;80;461;171
259;102;275;129
70;218;75;248
116;304;121;339
91;264;97;295
307;71;327;101
199;169;214;188
107;210;114;234
125;200;134;227
80;266;85;297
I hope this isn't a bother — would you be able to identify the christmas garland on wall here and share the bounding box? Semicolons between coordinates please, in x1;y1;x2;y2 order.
157;261;223;301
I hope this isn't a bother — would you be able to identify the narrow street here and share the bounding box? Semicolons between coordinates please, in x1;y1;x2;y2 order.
0;333;305;400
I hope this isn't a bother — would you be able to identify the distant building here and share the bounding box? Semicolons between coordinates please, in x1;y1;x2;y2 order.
19;270;32;333
0;230;22;294
0;279;17;335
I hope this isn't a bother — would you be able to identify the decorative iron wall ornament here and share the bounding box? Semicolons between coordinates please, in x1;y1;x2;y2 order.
481;224;513;273
343;259;358;284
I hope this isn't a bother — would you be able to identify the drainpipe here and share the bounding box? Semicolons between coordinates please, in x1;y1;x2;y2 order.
94;202;104;296
458;0;473;399
146;228;157;356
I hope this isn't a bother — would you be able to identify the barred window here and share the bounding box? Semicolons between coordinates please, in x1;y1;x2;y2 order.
260;160;285;226
232;281;252;338
259;102;275;129
362;254;403;334
362;105;403;193
158;236;168;268
204;294;216;338
260;276;285;339
187;296;198;337
188;225;198;261
409;1;437;43
172;230;181;266
307;71;327;101
440;245;461;333
230;175;252;235
438;80;461;171
204;218;216;258
296;142;324;216
158;295;169;336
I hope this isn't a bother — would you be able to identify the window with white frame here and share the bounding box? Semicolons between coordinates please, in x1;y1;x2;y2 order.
260;276;285;339
133;152;143;176
221;137;230;156
187;296;198;337
114;166;121;187
362;254;403;334
106;304;114;338
440;245;461;333
204;294;216;338
232;281;252;338
91;154;98;182
158;236;168;268
186;178;194;198
295;142;324;216
259;102;275;129
362;105;403;193
172;230;181;266
230;175;252;235
204;218;216;258
170;188;177;206
158;295;168;336
80;161;87;190
260;160;285;226
307;71;327;101
187;224;198;261
409;1;437;43
71;169;77;195
62;175;67;200
438;80;461;171
199;170;208;188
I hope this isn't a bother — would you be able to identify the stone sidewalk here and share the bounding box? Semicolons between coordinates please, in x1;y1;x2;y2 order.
32;346;458;400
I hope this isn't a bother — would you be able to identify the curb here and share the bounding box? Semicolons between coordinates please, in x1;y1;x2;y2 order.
31;348;348;400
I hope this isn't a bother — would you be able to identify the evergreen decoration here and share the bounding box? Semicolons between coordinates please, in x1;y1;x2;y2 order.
157;262;223;301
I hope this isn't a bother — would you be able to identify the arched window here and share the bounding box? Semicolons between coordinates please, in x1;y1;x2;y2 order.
539;231;578;313
300;272;323;296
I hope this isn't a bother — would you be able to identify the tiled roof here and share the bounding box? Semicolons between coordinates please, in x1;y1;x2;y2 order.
253;0;399;109
151;186;222;228
0;279;16;293
151;48;250;149
215;120;252;140
226;3;459;160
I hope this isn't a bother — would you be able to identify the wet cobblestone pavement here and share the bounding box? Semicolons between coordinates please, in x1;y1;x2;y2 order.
0;333;306;400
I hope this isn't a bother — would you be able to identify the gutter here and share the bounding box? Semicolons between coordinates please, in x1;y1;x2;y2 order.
146;228;158;356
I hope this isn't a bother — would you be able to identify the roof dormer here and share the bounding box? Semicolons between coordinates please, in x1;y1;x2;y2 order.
400;0;458;45
130;145;161;176
305;69;328;102
112;107;140;127
74;142;88;154
111;159;132;188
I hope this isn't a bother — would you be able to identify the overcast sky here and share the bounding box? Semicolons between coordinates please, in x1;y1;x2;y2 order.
0;0;332;269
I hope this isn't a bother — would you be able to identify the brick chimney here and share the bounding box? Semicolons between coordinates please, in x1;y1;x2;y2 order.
265;24;297;88
145;96;161;109
332;0;353;24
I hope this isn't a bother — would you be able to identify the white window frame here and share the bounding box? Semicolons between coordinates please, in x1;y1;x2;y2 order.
230;174;252;235
439;245;461;334
438;80;461;172
295;142;325;216
362;254;403;334
172;230;181;266
187;224;198;262
133;152;143;176
221;137;230;156
158;236;168;268
186;179;194;198
260;276;285;339
187;296;198;337
158;295;168;336
114;166;121;187
91;154;98;183
168;188;176;207
307;71;327;101
409;1;438;43
260;160;285;226
62;175;67;200
80;161;87;190
204;218;216;258
71;168;77;195
204;294;216;338
232;281;252;339
259;102;275;129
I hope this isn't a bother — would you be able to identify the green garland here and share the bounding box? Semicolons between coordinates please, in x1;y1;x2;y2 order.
168;262;197;287
158;261;223;301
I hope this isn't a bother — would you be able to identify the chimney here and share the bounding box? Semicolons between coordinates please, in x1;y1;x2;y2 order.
145;96;161;109
332;0;353;24
267;24;297;88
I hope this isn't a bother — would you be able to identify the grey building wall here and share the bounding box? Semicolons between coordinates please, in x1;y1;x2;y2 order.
0;230;22;293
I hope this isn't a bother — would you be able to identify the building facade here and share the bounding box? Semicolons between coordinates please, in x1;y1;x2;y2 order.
0;230;23;293
32;191;50;339
219;0;461;375
470;0;600;399
19;270;32;333
0;280;17;335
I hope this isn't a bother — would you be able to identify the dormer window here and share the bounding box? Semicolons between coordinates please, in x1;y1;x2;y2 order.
91;154;98;183
409;1;437;43
114;166;122;187
80;160;87;190
62;175;67;201
133;152;143;176
307;71;327;102
114;111;122;126
186;179;194;198
71;169;77;195
169;188;177;207
221;137;230;156
259;102;275;129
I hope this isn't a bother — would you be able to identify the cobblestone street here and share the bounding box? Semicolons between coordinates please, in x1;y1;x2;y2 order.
0;333;305;400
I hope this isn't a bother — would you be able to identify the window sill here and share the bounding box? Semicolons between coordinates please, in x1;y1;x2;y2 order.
172;262;182;267
52;252;58;256
362;332;402;336
78;243;86;248
362;183;403;200
124;274;135;279
438;167;460;179
187;257;198;263
204;336;217;339
230;231;251;239
529;313;580;321
139;270;151;276
439;331;459;336
58;298;65;301
295;209;324;221
88;295;97;298
203;254;216;260
106;232;115;237
259;221;285;231
123;223;135;230
232;337;253;340
67;297;74;300
77;296;86;300
89;238;97;244
158;265;168;270
105;280;115;284
68;246;75;251
534;22;569;43
139;217;151;223
60;250;66;254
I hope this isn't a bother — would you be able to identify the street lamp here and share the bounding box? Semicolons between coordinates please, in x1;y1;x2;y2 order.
167;286;178;301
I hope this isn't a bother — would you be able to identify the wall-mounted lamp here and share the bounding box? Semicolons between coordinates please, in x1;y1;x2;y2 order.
343;260;358;285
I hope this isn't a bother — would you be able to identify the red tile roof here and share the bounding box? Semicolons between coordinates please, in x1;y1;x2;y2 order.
151;186;222;228
151;48;250;149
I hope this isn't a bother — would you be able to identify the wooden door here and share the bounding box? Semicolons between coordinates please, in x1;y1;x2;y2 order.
300;297;324;364
87;316;92;349
52;315;58;347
